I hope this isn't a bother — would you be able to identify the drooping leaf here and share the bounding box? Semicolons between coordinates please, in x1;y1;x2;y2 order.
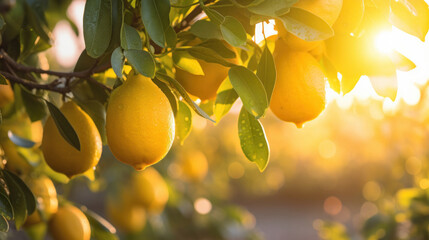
203;7;225;25
190;20;223;40
390;0;429;41
83;0;112;58
229;66;268;118
152;78;178;116
0;216;8;232
4;170;35;215
214;78;238;123
197;39;236;59
124;49;155;78
0;74;6;85
187;46;236;67
238;107;270;172
256;46;276;103
45;101;81;151
76;100;107;145
140;0;171;47
341;74;361;95
111;47;125;78
220;16;247;47
248;0;296;17
3;171;27;229
120;24;142;50
369;75;398;101
175;101;192;145
0;16;5;31
278;7;334;41
25;4;50;42
19;87;48;122
155;72;215;122
321;55;341;94
0;193;13;221
172;51;204;75
74;50;97;72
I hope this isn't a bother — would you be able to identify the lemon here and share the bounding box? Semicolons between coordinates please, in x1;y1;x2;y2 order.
175;40;238;100
49;205;91;240
130;167;169;213
42;101;102;178
270;40;326;128
332;0;364;35
106;189;146;233
0;82;14;108
106;71;175;170
180;150;208;182
25;176;58;226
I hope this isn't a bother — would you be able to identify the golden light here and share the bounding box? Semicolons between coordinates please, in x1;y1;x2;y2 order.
362;181;382;201
194;198;212;215
323;196;342;216
374;31;395;54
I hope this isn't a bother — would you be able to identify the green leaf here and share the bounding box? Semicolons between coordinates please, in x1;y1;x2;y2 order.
4;171;35;215
197;39;236;59
120;24;142;50
228;66;268;118
3;171;27;229
214;78;238;122
278;7;334;41
124;49;156;78
203;7;225;25
256;46;276;103
0;15;5;31
165;26;177;48
0;193;13;221
152;78;178;116
20;87;48;122
190;20;223;40
83;207;118;240
390;0;429;41
248;0;296;17
199;100;214;117
187;46;236;67
0;74;6;85
83;0;112;58
140;0;171;47
7;131;36;148
25;4;50;43
220;16;247;47
238;107;269;171
0;216;8;232
175;101;192;145
155;72;215;122
45;101;81;151
172;50;204;75
111;47;124;78
74;50;97;72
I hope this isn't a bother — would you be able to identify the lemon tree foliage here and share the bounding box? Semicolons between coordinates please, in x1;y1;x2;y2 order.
0;0;426;238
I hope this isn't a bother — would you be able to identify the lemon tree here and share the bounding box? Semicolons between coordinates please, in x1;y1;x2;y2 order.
0;0;426;238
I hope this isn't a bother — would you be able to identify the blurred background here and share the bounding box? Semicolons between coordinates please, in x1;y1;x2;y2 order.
8;0;429;239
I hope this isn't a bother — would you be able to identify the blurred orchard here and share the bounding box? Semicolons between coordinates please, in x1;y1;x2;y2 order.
2;0;429;239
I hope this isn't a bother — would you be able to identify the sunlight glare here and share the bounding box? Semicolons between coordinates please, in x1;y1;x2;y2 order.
375;31;394;54
253;20;277;44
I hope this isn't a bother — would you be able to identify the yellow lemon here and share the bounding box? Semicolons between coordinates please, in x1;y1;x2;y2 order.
25;176;58;226
270;40;326;128
130;167;169;213
332;0;365;35
175;40;238;100
106;189;146;233
180;150;208;182
106;71;175;170
49;205;91;240
42;101;102;178
0;82;14;108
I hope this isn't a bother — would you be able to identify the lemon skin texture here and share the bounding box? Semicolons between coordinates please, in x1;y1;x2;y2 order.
25;176;58;226
106;72;175;170
42;101;102;178
270;41;326;128
49;205;91;240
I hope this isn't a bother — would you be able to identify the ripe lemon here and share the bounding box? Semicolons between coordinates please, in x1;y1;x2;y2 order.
49;205;91;240
180;150;208;182
293;0;343;27
270;40;326;128
130;167;169;213
0;82;14;108
175;40;238;100
106;71;175;170
106;190;146;233
25;176;58;226
42;101;102;178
